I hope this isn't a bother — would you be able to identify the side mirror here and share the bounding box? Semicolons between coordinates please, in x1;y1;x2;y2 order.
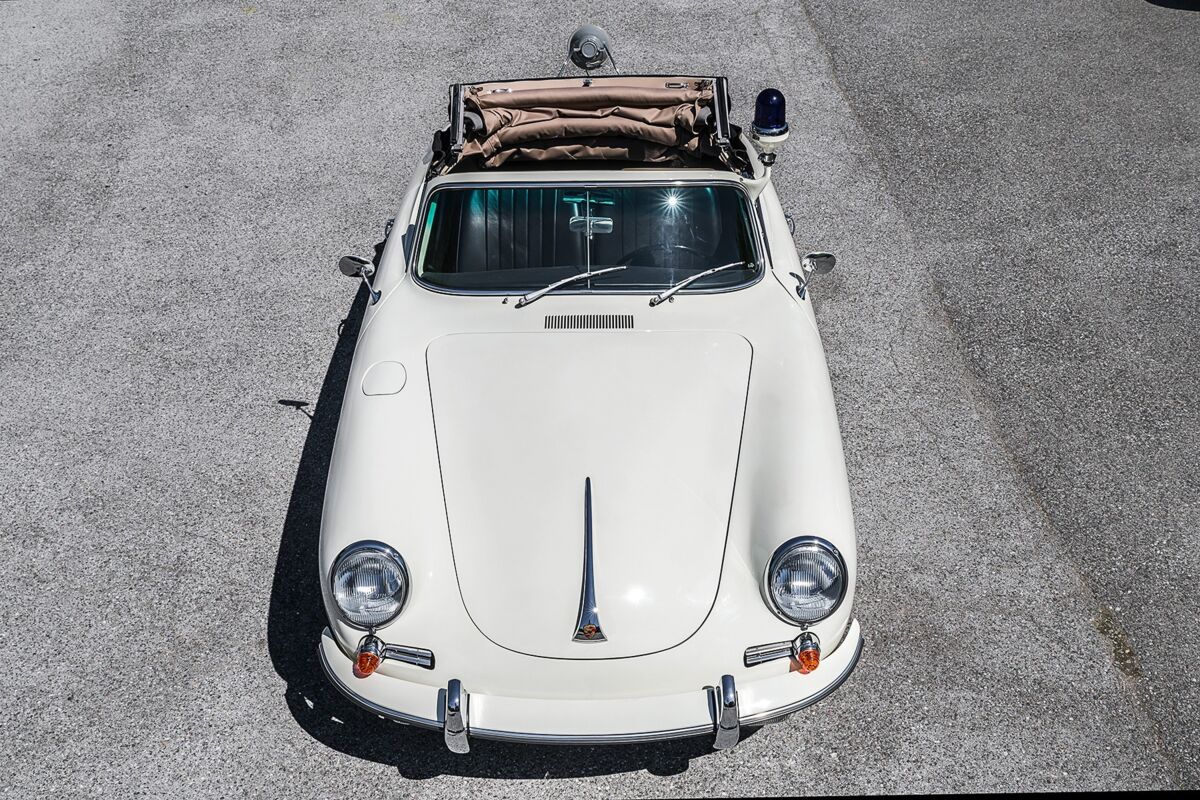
802;252;836;276
789;252;836;301
339;255;373;278
338;255;381;304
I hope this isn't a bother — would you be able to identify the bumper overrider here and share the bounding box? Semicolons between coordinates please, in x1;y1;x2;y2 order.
318;619;863;752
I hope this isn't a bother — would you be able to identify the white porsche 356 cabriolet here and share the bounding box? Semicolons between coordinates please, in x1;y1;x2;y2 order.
319;40;860;753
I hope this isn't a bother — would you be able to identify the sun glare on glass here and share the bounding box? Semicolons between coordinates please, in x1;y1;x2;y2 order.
661;190;683;214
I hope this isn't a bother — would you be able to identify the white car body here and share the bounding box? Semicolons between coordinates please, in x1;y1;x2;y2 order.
318;77;861;751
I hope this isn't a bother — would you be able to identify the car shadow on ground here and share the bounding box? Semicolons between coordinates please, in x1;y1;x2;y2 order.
266;246;738;778
1145;0;1200;9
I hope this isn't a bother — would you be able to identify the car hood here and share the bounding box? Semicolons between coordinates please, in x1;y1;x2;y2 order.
426;330;751;659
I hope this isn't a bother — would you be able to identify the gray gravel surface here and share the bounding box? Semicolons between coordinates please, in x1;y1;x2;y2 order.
0;0;1193;795
804;0;1200;786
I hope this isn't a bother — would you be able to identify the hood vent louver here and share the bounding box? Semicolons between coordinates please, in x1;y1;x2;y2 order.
544;314;634;330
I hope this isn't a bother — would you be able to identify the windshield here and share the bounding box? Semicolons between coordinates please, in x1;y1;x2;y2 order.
415;184;760;292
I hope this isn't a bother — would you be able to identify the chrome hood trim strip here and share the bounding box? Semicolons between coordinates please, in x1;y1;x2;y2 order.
572;477;607;642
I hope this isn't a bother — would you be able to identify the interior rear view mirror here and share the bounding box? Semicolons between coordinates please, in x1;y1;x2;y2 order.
569;216;614;235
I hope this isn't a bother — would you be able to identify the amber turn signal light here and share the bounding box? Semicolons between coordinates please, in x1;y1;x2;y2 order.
793;633;820;674
354;635;384;678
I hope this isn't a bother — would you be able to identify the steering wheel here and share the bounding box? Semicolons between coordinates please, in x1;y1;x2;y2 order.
617;243;708;267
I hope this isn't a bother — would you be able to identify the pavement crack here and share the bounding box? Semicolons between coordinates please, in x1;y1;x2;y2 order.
1094;604;1143;679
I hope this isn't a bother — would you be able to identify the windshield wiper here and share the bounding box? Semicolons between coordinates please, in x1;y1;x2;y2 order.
514;266;628;308
648;261;749;307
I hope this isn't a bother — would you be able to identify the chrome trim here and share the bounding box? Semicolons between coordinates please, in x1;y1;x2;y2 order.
319;629;864;746
712;674;740;750
470;724;714;746
329;540;411;630
743;639;793;667
794;632;819;659
357;633;383;663
762;536;849;627
572;477;607;642
354;633;435;670
743;631;821;668
409;178;768;299
382;642;435;670
755;200;775;271
443;679;470;753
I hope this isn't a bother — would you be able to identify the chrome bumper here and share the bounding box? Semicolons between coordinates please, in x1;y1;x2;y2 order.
319;622;863;751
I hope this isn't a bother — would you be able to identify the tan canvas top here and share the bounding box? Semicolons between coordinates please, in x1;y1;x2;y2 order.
457;77;718;167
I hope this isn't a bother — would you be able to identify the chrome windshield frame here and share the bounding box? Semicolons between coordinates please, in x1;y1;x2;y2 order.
408;178;768;299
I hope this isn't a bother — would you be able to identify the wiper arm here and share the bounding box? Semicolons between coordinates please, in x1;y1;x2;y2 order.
515;266;627;308
649;261;749;307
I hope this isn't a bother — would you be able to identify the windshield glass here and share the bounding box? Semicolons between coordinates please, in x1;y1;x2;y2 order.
415;184;760;292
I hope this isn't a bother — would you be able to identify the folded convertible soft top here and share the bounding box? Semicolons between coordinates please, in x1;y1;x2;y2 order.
430;76;752;175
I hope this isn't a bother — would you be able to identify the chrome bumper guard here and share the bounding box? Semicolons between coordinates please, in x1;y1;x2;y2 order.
442;679;470;754
711;675;740;750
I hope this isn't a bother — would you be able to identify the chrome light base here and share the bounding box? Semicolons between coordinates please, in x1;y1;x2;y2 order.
744;632;820;668
356;634;435;670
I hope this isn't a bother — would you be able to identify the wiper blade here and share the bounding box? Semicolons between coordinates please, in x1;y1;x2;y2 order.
515;266;627;308
648;261;749;307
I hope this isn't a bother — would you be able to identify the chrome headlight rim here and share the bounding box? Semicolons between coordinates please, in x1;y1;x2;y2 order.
763;535;848;627
329;540;411;630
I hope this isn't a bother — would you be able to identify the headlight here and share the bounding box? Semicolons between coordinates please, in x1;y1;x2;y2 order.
765;537;846;625
330;541;410;629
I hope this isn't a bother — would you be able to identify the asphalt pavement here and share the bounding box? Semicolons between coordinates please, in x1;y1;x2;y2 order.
1;0;1194;795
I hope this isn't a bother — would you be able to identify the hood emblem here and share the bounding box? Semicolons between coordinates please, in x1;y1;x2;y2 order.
572;477;607;643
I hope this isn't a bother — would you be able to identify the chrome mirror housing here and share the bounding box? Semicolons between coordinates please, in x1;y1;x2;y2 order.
802;252;836;276
338;255;381;304
789;252;837;300
339;255;373;278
